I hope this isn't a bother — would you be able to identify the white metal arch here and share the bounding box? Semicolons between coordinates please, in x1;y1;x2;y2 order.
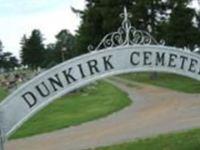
0;45;200;140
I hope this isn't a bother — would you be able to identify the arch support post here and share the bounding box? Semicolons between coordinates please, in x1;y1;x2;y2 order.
0;130;4;150
0;110;5;150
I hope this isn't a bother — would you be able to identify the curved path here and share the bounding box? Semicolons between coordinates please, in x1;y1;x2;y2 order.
5;78;200;150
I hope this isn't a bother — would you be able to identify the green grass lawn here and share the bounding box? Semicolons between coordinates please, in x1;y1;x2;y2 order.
121;73;200;93
0;87;8;101
94;128;200;150
10;81;131;139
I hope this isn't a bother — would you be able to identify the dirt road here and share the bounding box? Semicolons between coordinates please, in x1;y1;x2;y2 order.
5;78;200;150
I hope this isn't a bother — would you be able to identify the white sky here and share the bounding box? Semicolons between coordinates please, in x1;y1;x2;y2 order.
190;0;200;10
0;0;199;59
0;0;85;59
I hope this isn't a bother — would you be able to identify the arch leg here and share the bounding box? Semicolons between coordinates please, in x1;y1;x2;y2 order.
0;129;4;150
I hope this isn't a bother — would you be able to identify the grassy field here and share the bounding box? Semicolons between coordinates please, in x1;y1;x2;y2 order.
122;73;200;93
0;87;8;101
10;81;131;139
95;128;200;150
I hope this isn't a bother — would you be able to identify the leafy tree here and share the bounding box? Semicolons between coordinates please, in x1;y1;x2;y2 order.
8;56;19;68
20;30;45;69
0;40;19;71
1;52;18;69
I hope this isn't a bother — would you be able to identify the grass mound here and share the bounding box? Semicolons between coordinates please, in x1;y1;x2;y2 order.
10;81;131;139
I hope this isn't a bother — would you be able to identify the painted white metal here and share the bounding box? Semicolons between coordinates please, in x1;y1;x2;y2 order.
88;7;164;51
0;106;4;150
0;45;200;140
0;130;4;150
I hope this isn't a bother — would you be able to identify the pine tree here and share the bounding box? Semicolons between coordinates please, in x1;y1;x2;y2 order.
20;35;28;66
0;40;3;52
164;0;199;48
0;40;4;68
20;30;45;68
195;11;200;47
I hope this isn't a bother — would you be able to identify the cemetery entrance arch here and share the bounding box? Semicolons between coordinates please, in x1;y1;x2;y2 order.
0;8;200;150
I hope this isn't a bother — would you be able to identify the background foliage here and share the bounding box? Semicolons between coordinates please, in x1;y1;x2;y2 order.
1;0;200;69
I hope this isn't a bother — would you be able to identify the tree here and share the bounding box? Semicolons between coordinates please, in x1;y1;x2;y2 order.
53;29;75;63
0;41;3;68
8;56;19;68
42;43;57;68
0;41;4;69
0;40;19;71
1;52;18;69
195;10;200;47
162;0;200;49
74;0;170;54
74;0;199;80
75;0;128;54
0;40;3;52
196;11;200;29
41;29;76;67
20;35;28;66
20;30;45;69
75;0;200;53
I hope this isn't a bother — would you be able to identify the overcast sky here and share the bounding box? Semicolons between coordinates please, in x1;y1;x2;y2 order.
0;0;199;59
0;0;85;58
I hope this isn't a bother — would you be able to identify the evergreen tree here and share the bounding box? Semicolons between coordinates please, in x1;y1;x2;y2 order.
53;29;75;63
0;40;3;52
42;30;75;67
75;0;170;54
75;0;199;54
42;43;57;68
20;30;45;68
20;35;28;66
197;11;200;29
195;11;200;46
0;40;4;68
164;1;199;48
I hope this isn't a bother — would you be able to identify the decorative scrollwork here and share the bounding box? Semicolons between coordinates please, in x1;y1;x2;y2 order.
88;7;164;51
183;46;200;54
193;45;200;53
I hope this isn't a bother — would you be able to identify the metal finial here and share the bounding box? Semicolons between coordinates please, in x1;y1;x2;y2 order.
124;7;128;21
120;7;132;20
